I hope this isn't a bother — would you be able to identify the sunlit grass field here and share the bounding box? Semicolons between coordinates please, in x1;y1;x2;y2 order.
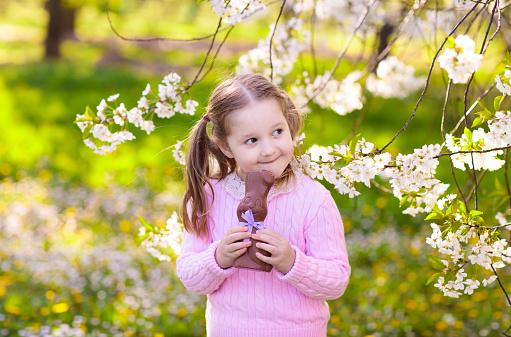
1;0;510;336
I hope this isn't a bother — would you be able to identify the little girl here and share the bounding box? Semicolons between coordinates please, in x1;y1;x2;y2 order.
176;74;350;337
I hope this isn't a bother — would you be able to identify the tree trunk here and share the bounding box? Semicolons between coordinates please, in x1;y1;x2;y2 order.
44;0;63;59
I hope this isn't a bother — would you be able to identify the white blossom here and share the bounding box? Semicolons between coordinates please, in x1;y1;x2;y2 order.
107;93;119;102
496;69;511;95
210;0;265;25
308;71;363;115
366;56;425;99
438;35;482;84
172;140;186;165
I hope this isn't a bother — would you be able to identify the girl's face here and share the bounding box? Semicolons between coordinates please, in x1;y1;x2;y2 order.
218;98;294;181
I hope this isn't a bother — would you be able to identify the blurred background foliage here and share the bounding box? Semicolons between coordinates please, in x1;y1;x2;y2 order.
0;0;510;336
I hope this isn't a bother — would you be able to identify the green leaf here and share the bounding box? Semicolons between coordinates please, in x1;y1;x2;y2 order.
74;117;88;123
458;200;467;216
139;216;155;232
433;203;444;217
399;196;408;207
427;255;446;271
425;213;444;220
333;158;352;168
426;272;443;285
85;105;95;120
446;36;455;49
494;95;505;111
477;99;490;112
463;127;473;143
330;152;348;158
471;116;484;128
137;233;150;244
349;133;362;155
446;204;453;216
500;52;511;67
451;221;462;232
469;210;483;217
82;124;93;140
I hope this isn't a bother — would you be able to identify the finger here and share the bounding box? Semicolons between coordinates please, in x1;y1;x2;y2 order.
255;242;277;255
226;240;252;253
232;247;248;257
251;232;279;245
225;231;252;244
255;251;272;264
228;226;250;234
256;229;284;240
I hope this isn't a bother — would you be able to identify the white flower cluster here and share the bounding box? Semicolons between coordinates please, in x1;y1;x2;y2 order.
388;144;449;216
209;0;265;25
496;68;511;95
428;219;504;298
139;212;183;261
172;140;186;165
446;124;507;172
305;71;364;115
297;141;378;197
366;56;425;99
236;18;309;84
75;72;198;155
438;35;483;84
297;142;448;215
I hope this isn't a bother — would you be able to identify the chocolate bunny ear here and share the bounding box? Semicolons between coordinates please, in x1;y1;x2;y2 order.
260;170;275;186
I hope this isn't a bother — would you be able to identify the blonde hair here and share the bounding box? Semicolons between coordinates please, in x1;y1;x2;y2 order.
181;74;302;240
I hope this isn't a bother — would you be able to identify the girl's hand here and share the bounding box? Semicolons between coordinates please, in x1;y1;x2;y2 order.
215;226;252;269
252;229;296;274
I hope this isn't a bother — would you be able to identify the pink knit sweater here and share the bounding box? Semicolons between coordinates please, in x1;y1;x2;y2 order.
176;171;350;337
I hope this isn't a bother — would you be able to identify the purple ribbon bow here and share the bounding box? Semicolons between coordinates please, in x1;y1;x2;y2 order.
239;209;265;242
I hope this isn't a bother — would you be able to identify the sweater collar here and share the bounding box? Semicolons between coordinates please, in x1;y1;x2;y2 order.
222;169;304;201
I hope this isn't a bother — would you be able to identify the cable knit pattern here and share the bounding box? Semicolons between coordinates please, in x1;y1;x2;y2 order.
176;172;351;337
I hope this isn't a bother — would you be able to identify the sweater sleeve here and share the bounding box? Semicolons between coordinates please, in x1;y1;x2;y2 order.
275;191;350;300
176;228;235;295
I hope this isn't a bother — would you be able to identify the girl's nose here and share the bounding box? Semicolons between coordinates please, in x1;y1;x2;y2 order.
261;140;276;156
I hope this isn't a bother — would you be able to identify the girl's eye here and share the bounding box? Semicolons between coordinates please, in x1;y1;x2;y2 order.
273;129;283;136
245;138;257;145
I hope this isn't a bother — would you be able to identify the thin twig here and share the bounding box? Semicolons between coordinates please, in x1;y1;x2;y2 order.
450;83;496;135
374;0;428;65
302;0;377;107
105;1;229;42
310;7;318;77
435;145;511;158
441;81;451;142
491;264;511;306
197;26;236;83
441;81;469;208
466;169;486;201
376;1;482;154
269;0;287;82
185;16;224;91
506;149;511;209
462;0;498;210
449;152;469;210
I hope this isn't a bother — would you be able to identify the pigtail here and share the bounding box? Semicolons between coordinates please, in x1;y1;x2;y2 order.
181;117;236;240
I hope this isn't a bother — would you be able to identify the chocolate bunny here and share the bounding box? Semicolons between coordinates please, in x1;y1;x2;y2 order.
234;170;275;272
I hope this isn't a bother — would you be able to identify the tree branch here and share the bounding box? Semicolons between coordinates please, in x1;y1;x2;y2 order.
105;1;230;42
302;0;377;107
269;0;287;82
376;1;483;154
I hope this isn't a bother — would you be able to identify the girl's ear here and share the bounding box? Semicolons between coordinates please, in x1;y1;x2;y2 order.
217;141;234;159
